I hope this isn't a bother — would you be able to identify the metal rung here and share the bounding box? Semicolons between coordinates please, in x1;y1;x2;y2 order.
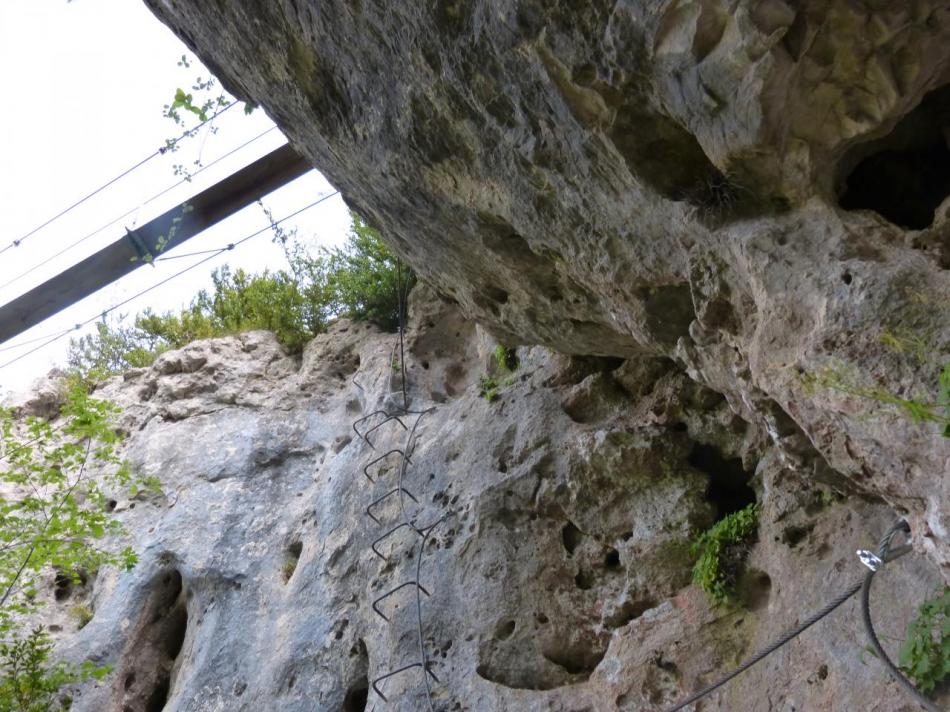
366;487;419;524
363;414;409;448
363;449;411;484
372;580;430;622
372;661;440;702
372;522;420;561
353;410;407;448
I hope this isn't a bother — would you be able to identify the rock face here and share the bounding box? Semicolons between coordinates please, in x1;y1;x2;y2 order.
142;0;950;576
19;291;947;711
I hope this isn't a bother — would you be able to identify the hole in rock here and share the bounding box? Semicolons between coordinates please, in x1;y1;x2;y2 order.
53;572;72;602
115;569;188;712
145;676;170;712
604;548;621;569
342;679;368;712
574;571;595;590
688;444;756;521
781;524;813;549
738;569;772;611
494;619;516;640
604;598;656;629
561;522;583;555
838;83;950;230
541;642;606;676
342;639;369;711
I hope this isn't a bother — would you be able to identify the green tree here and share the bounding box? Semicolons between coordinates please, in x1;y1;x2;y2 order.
66;212;412;380
0;382;144;709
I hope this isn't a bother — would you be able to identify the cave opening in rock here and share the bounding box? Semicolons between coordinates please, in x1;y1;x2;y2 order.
116;569;188;712
838;83;950;230
688;443;756;521
343;639;369;712
342;680;368;712
144;676;170;712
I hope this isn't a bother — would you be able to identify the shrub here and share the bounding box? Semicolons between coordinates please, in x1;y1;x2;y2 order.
67;212;411;380
691;503;759;605
0;382;139;633
899;586;950;692
0;382;138;707
493;345;519;373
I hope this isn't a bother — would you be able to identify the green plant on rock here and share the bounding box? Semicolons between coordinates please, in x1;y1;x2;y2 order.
492;345;519;373
281;559;298;584
803;334;950;437
0;626;110;712
899;586;950;692
478;375;501;403
691;503;759;605
68;605;93;631
0;382;139;631
480;345;518;402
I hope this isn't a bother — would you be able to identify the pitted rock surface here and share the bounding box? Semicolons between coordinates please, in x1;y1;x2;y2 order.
142;0;950;573
11;290;945;711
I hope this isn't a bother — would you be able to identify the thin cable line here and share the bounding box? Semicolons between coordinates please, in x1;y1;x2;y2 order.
664;521;915;712
154;246;235;262
0;102;239;257
0;125;277;292
0;192;336;372
0;327;76;354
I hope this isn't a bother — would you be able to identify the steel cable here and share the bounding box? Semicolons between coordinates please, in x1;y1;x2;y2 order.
0;102;238;257
0;192;336;371
353;259;446;710
860;522;941;712
0;125;277;291
664;520;915;712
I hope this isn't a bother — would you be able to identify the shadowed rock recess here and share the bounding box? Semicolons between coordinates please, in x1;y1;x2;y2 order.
42;0;950;709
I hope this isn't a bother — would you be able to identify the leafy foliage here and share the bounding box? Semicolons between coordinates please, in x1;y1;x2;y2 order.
691;503;759;605
899;586;950;692
0;383;140;632
478;375;502;403
493;345;519;373
161;56;228;128
67;213;410;380
277;213;411;333
0;626;109;712
0;382;141;709
479;345;519;402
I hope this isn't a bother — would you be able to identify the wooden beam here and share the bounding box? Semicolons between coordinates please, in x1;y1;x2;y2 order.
0;143;311;344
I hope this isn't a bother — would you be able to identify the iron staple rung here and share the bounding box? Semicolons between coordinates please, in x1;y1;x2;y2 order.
372;580;431;622
362;414;410;448
363;448;412;484
353;410;408;448
372;661;440;701
371;521;426;561
366;487;420;524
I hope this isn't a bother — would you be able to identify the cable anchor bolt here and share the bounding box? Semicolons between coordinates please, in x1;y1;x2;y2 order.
857;549;883;571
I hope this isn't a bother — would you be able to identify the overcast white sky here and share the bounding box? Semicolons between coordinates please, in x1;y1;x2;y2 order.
0;0;352;398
